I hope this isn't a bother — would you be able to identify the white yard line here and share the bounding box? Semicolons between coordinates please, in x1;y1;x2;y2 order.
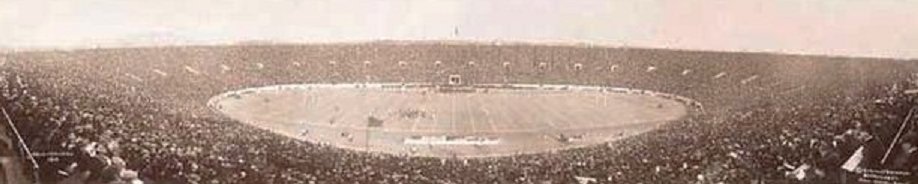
151;69;168;77
124;73;143;82
516;94;557;130
220;64;231;71
559;93;591;127
183;65;202;75
393;92;413;130
449;94;457;133
482;107;498;133
468;93;478;133
509;93;537;130
574;94;605;127
316;90;345;128
535;95;561;129
408;96;423;131
342;91;374;128
741;75;759;84
408;118;422;132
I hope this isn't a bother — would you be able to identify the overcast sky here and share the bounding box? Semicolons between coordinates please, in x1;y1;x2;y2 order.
2;0;917;58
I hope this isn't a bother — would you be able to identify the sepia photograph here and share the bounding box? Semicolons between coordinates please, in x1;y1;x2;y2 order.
2;0;918;183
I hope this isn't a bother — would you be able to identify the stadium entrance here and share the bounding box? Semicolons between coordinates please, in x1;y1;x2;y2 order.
448;75;462;86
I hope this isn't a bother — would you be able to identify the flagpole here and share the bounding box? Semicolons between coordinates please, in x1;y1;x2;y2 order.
365;113;369;152
881;107;914;164
2;106;41;182
366;123;370;152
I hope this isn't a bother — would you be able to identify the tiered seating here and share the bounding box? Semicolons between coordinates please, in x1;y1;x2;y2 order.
1;42;917;183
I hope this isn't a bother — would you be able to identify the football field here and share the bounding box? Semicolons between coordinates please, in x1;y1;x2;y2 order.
211;84;689;158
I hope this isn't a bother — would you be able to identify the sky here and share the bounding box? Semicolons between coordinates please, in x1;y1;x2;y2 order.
2;0;917;58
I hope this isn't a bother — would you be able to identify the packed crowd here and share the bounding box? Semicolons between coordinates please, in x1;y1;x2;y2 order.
1;43;917;183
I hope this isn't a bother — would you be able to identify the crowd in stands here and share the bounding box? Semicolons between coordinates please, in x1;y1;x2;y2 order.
1;43;917;183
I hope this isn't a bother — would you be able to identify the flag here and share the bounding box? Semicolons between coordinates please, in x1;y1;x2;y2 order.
367;116;384;128
841;146;864;172
574;176;597;184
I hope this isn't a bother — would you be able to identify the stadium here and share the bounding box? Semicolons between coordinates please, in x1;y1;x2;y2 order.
1;42;917;183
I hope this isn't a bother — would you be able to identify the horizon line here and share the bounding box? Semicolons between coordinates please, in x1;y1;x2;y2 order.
2;39;915;61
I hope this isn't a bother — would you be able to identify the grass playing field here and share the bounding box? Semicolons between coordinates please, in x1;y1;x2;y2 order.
211;84;689;158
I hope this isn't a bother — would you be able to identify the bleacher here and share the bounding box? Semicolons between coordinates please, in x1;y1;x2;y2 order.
1;42;917;183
